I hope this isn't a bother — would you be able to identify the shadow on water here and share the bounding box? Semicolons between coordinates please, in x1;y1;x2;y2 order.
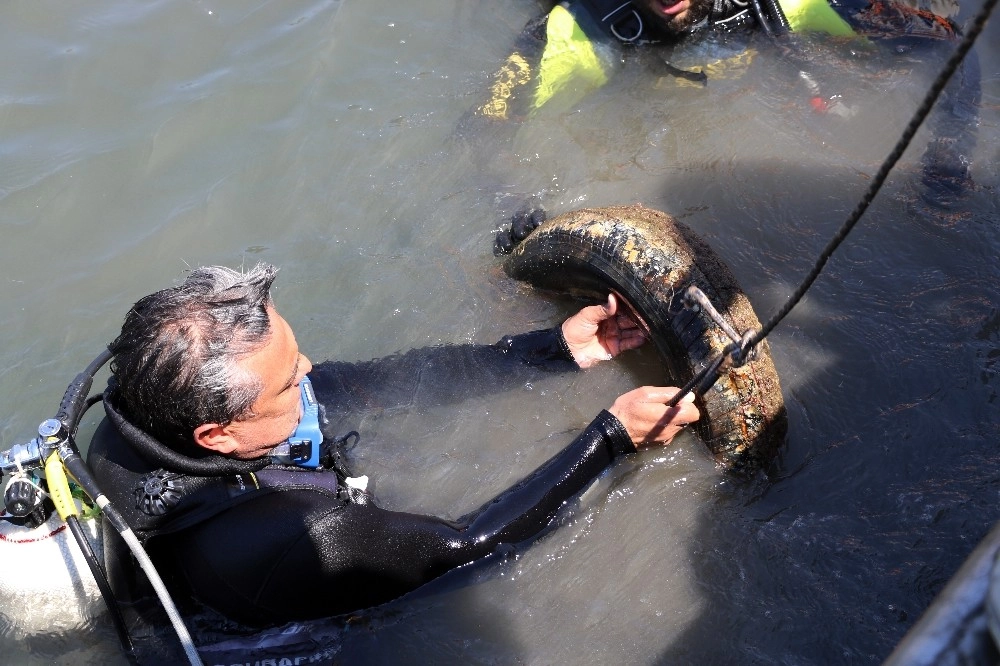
322;152;1000;664
648;159;1000;663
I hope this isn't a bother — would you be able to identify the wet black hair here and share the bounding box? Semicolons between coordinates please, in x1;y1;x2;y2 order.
108;264;278;446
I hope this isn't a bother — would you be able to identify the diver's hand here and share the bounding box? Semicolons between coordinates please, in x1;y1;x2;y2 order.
494;202;546;255
561;293;647;368
608;387;700;447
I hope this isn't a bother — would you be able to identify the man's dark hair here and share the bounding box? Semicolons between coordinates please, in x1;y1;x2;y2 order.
108;264;278;445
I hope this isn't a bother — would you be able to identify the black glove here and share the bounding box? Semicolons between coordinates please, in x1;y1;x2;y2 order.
494;201;546;255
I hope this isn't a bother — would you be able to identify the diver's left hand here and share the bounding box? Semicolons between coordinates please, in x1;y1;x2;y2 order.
561;293;647;368
494;201;546;255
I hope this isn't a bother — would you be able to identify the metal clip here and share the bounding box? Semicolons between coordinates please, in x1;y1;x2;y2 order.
682;285;759;366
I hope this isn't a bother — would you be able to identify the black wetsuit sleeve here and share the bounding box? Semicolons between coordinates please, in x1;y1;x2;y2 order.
309;327;578;415
169;409;634;624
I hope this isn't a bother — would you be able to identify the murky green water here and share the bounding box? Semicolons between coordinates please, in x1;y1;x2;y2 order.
1;0;998;663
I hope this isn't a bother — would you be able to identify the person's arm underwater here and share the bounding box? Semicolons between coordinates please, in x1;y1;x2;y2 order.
172;370;699;625
309;293;646;415
295;388;697;616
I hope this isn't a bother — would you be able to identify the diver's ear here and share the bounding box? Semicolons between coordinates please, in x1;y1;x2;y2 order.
192;423;240;454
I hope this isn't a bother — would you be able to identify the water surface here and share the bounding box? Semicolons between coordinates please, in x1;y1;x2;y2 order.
1;0;998;663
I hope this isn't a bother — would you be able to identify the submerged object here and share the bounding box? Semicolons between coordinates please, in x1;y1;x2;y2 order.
502;204;786;474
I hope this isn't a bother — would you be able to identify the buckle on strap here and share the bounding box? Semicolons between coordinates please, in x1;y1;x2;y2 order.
602;2;645;42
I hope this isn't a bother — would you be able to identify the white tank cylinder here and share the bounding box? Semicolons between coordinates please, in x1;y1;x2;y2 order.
0;504;106;635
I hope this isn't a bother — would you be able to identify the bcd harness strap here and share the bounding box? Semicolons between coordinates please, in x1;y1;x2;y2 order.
574;0;646;42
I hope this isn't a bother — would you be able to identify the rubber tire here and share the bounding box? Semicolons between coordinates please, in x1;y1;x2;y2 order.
502;204;786;475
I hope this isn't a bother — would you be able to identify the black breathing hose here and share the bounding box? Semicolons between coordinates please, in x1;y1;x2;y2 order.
65;513;135;658
56;348;112;438
59;450;203;665
50;348;204;666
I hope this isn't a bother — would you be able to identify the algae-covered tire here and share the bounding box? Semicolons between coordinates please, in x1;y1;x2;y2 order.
502;204;786;475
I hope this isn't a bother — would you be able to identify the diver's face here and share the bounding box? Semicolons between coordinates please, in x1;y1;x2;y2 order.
634;0;714;34
225;307;313;458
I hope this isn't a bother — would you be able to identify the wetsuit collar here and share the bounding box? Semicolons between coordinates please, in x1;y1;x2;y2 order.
103;390;269;477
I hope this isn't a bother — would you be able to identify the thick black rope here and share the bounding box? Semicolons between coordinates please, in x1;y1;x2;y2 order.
747;0;996;349
667;0;996;406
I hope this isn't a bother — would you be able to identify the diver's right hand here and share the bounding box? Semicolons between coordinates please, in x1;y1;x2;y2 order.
608;387;700;447
494;202;546;255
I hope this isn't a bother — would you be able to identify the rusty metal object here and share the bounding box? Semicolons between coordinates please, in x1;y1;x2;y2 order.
502;204;786;475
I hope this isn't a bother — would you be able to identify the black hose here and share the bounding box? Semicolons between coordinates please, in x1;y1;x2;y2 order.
760;0;790;33
55;378;137;661
749;0;776;37
61;449;204;666
56;348;113;438
749;0;790;37
65;514;136;661
51;348;203;665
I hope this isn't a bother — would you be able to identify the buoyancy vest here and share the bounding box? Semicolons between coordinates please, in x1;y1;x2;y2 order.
533;4;613;112
88;391;348;544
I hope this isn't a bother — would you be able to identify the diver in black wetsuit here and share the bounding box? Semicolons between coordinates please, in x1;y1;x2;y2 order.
87;263;699;627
